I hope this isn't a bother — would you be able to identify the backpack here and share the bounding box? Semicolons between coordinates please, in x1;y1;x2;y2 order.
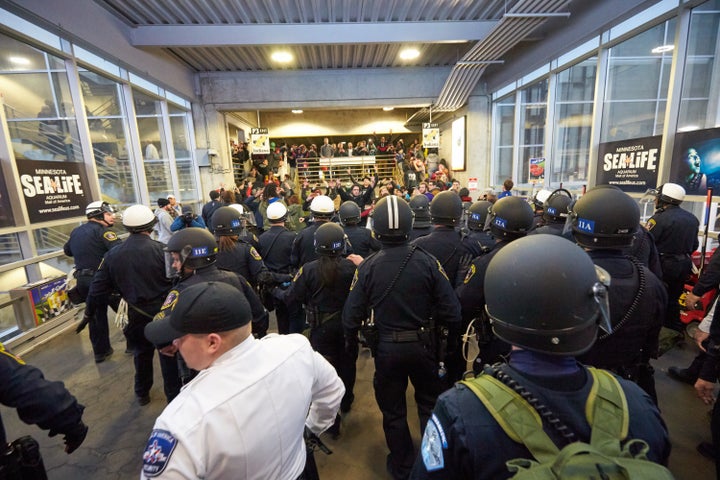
460;367;674;479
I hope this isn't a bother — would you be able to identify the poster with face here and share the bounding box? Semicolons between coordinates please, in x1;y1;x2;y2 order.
669;127;720;196
596;135;661;192
16;159;90;223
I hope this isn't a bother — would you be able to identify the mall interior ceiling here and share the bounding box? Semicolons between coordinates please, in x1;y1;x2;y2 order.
90;0;661;127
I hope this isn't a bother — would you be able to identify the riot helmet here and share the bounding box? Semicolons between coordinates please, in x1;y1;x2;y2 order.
211;206;244;236
531;189;553;210
467;201;492;231
338;201;361;226
485;196;534;239
122;205;157;233
310;195;335;219
86;200;114;220
266;202;288;223
485;234;611;356
314;222;346;256
409;195;431;228
542;188;573;223
165;227;218;269
371;195;413;243
567;185;639;249
430;191;463;226
656;183;685;206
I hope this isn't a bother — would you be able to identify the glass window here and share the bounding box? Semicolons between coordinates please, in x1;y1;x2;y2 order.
492;95;515;186
601;18;677;142
0;233;22;263
518;79;548;184
552;59;597;186
169;115;198;204
678;0;720;130
32;222;76;254
134;88;172;200
79;70;140;206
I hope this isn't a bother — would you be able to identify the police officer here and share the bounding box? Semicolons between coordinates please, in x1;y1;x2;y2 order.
568;186;667;401
456;196;534;371
211;206;270;288
291;195;335;268
86;204;181;405
408;194;432;241
530;188;574;240
530;188;552;229
64;200;120;362
412;191;484;287
410;235;670;479
343;195;461;480
646;183;699;331
0;343;88;476
339;200;381;257
227;203;261;250
276;223;359;436
258;202;300;334
465;200;494;249
161;228;268;340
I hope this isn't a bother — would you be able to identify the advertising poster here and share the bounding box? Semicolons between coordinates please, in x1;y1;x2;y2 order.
30;277;72;326
250;128;270;155
422;123;440;148
669;126;720;196
16;159;90;223
596;135;661;192
0;169;14;228
529;157;545;182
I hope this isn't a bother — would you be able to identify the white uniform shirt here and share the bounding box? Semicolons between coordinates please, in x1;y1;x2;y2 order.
140;333;344;480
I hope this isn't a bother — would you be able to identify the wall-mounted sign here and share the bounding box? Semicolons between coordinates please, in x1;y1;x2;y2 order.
529;157;545;182
16;159;90;223
596;135;661;192
250;128;270;155
422;123;440;149
669;126;720;196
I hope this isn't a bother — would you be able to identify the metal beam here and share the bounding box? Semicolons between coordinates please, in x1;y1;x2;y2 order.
130;21;498;47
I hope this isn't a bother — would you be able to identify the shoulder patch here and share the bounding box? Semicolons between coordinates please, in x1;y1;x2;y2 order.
142;429;177;477
161;290;179;310
463;263;476;284
421;414;447;472
646;218;656;230
436;260;449;281
0;343;24;365
103;231;118;241
250;246;262;261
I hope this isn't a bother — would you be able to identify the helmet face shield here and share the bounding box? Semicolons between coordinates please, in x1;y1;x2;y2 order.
639;188;658;205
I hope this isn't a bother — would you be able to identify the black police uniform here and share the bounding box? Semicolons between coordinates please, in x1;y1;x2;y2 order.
258;225;302;334
290;221;327;268
465;229;494;249
343;244;461;479
0;345;87;454
577;250;666;401
412;226;484;287
647;204;699;330
530;221;574;240
215;240;268;287
87;234;181;403
342;224;381;257
625;228;663;280
279;258;357;411
63;220;120;358
456;240;513;371
409;351;671;479
408;225;432;241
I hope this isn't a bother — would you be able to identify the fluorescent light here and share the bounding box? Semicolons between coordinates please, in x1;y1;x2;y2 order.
292;109;303;114
271;51;293;63
651;45;674;54
399;48;420;60
8;56;30;65
678;125;699;132
382;107;394;111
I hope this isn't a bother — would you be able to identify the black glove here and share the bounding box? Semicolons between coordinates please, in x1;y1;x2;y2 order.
50;421;88;454
455;253;474;286
345;334;359;359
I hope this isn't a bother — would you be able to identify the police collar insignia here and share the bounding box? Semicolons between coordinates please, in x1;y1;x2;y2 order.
142;430;177;477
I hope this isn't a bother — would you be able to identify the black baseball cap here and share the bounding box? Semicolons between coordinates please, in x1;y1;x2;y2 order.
144;282;251;345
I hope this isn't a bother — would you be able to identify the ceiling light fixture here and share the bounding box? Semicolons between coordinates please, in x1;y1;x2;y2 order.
651;45;674;54
292;109;303;114
383;107;394;111
399;48;420;60
271;51;293;63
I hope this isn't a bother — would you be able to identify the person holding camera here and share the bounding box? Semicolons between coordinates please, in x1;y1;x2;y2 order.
170;205;206;232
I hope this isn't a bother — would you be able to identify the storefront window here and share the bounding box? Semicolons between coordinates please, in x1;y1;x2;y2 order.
552;58;597;185
492;95;515;186
169;111;198;206
518;79;548;184
134;89;172;201
601;18;676;142
79;69;140;206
